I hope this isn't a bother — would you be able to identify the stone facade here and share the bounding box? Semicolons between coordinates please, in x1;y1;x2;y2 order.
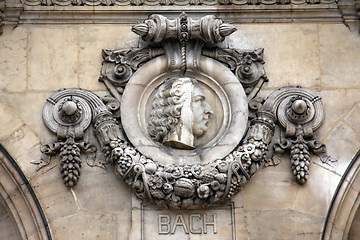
0;4;360;240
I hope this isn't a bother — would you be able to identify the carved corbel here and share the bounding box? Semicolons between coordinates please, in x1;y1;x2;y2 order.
0;0;24;36
34;89;115;187
262;87;334;184
338;0;360;31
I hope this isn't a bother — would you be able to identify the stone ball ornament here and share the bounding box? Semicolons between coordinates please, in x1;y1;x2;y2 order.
292;99;308;114
37;13;333;209
42;90;92;135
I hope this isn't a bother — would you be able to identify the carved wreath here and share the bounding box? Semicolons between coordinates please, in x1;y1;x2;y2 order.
36;13;333;209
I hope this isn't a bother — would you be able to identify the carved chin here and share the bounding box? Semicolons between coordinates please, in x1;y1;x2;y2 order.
193;126;207;138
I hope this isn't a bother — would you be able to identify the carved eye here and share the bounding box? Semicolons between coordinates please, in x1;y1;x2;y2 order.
193;96;204;102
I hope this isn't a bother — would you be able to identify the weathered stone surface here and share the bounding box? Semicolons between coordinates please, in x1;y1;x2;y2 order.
227;24;321;89
0;100;23;141
242;156;299;211
319;24;360;89
0;27;27;93
51;213;120;240
0;197;22;240
73;164;132;213
0;92;56;144
324;122;360;176
1;125;41;179
30;166;78;222
292;163;341;218
348;207;360;240
233;202;249;240
317;89;360;141
28;26;79;91
332;186;359;231
344;102;360;134
244;210;323;240
78;25;138;91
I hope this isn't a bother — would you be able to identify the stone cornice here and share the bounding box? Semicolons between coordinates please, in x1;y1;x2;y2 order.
18;4;343;24
21;0;337;6
339;0;360;30
0;0;359;31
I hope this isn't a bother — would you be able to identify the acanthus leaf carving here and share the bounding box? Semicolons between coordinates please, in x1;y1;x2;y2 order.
202;47;268;94
99;47;165;87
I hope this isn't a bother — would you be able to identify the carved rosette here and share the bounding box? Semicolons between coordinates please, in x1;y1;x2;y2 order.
38;14;332;209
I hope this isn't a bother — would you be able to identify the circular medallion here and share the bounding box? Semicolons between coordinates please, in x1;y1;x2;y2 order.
121;55;248;165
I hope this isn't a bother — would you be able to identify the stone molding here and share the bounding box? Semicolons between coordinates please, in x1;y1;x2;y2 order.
1;0;358;27
12;6;342;27
0;144;52;240
20;0;337;6
1;0;359;30
323;150;360;240
338;0;360;30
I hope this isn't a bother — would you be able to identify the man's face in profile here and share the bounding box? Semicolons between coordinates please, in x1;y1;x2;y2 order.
191;83;213;138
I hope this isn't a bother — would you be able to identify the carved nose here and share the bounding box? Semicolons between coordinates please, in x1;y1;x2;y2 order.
204;102;213;116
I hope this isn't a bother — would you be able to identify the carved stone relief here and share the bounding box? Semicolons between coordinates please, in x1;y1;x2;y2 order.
20;0;337;6
148;76;213;150
37;13;335;209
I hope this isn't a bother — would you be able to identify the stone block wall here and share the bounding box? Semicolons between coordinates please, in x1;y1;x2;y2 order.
0;21;360;239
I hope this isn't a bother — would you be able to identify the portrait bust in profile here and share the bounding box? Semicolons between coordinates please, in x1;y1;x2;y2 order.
148;76;213;150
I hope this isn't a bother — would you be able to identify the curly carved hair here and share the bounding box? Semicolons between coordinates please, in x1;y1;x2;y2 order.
148;77;195;142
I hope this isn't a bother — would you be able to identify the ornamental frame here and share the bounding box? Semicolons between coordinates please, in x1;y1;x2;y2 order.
35;13;335;209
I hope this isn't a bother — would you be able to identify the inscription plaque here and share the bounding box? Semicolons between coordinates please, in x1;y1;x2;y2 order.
142;204;235;240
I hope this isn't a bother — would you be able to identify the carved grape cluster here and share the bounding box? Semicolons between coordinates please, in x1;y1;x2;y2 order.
114;148;133;176
59;138;81;187
227;176;242;199
290;142;310;184
108;140;135;176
